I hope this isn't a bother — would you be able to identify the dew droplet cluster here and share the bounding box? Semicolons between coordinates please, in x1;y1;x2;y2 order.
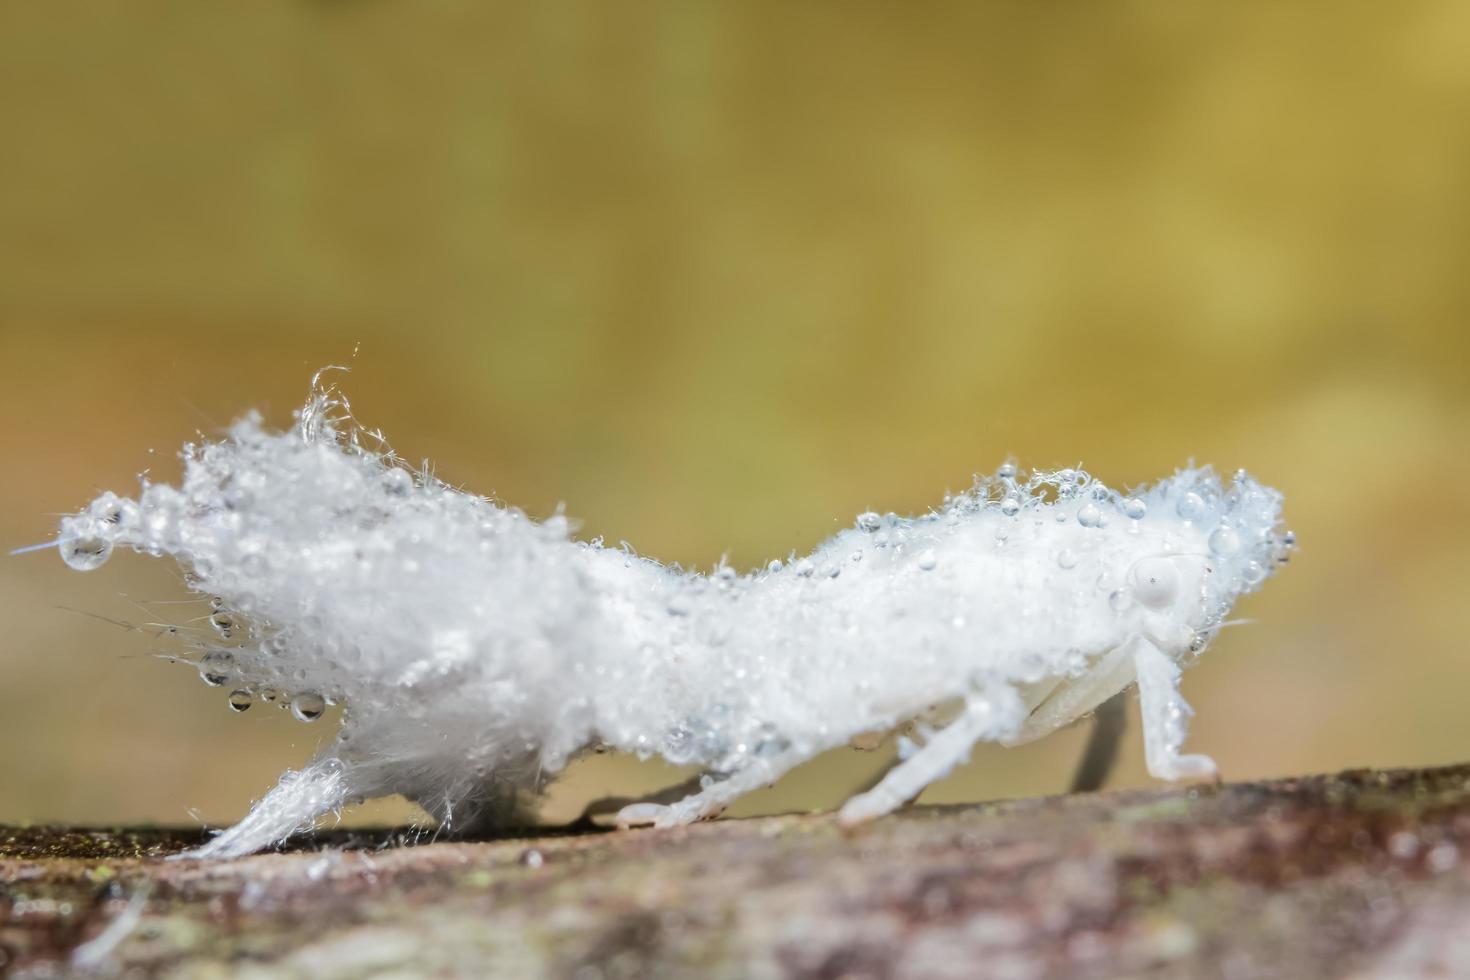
51;374;1290;854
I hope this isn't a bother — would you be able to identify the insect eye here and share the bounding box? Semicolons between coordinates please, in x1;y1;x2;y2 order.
1131;558;1180;610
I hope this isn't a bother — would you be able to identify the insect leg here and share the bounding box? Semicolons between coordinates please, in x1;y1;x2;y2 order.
173;756;355;860
615;749;811;829
580;773;707;826
1068;691;1127;793
1132;637;1218;781
837;683;1026;826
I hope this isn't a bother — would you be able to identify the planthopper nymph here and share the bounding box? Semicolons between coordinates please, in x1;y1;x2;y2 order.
45;373;1292;858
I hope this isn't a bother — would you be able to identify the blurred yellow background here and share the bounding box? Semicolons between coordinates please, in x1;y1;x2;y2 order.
2;2;1468;831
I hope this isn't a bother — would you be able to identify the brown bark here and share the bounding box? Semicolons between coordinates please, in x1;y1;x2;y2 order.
3;765;1470;978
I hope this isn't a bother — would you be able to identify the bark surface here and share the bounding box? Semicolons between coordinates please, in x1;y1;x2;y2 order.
3;765;1470;978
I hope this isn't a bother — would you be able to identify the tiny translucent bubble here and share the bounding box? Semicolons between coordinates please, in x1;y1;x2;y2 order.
996;462;1017;480
1176;492;1206;522
766;559;783;573
1077;503;1102;528
824;563;841;579
1109;589;1133;613
917;549;938;571
855;511;881;532
291;693;326;723
796;559;815;577
1000;496;1021;517
1123;498;1147;520
1057;549;1078;569
1208;526;1241;556
60;535;112;572
1242;560;1266;585
227;690;253;712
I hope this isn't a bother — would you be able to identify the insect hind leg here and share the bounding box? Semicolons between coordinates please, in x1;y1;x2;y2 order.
173;756;355;860
1068;691;1127;793
616;750;811;829
837;682;1026;826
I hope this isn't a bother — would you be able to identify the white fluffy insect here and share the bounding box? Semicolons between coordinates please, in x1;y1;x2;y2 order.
48;373;1291;858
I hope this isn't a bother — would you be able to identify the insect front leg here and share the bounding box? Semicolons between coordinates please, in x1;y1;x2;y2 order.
837;682;1026;827
1132;637;1218;781
174;756;356;860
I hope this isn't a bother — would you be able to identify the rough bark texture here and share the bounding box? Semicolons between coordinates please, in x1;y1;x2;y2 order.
4;765;1470;978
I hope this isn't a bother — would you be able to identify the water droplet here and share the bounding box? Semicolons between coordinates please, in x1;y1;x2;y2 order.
381;468;414;495
291;693;326;723
716;565;737;584
1209;526;1241;556
996;462;1017;480
521;849;544;869
1057;549;1078;569
1242;560;1266;585
664;726;695;762
227;690;252;712
917;549;938;571
210;610;238;637
766;559;783;573
1019;652;1046;683
1077;503;1102;528
1000;496;1021;517
60;535;112;572
1123;498;1147;520
198;652;233;687
1109;589;1133;612
856;511;881;532
88;493;140;528
824;563;841;579
1176;492;1206;522
796;559;815;577
850;549;862;563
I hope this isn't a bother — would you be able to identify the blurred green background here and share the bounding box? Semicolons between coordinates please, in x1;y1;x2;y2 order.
2;2;1468;831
